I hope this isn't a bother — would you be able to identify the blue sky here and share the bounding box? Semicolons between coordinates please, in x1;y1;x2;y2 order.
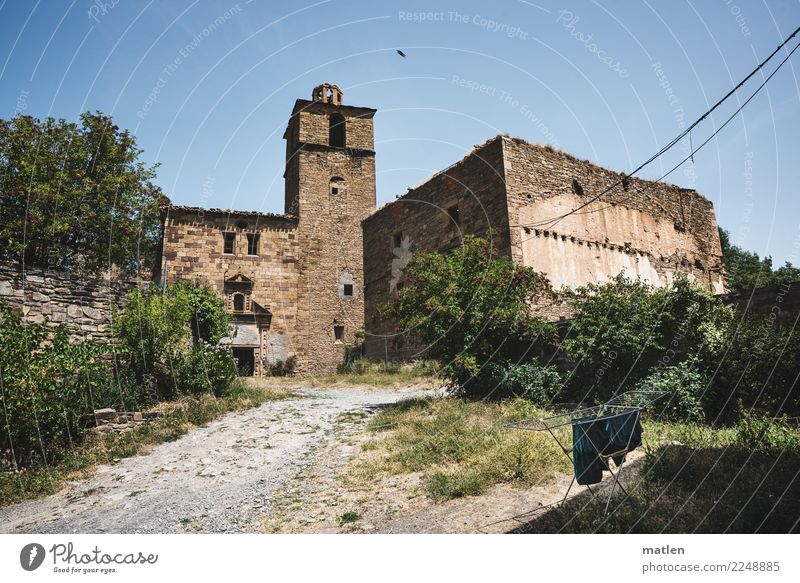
1;0;799;264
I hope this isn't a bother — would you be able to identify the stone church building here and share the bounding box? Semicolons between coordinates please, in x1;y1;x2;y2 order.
160;84;726;375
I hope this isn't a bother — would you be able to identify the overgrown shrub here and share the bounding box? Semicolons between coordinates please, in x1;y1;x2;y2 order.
705;311;800;420
115;282;232;398
381;235;556;398
484;362;563;404
114;286;191;397
0;301;109;465
636;359;707;423
173;280;231;344
734;409;800;452
562;274;732;404
176;343;238;397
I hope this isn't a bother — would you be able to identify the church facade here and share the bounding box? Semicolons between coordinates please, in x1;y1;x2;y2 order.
160;84;726;374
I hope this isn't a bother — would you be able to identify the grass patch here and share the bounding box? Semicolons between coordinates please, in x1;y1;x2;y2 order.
310;360;440;388
354;397;571;501
338;511;362;525
353;395;800;533
516;412;800;533
0;379;292;508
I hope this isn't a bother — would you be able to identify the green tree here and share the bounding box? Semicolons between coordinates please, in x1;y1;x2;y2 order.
719;227;800;291
381;236;556;398
114;286;192;398
114;281;233;399
0;112;165;274
173;280;231;344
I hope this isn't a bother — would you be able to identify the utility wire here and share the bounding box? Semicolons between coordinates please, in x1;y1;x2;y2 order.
568;37;800;222
521;25;800;231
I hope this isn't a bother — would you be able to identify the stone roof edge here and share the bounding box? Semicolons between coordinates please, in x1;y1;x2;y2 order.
166;205;298;221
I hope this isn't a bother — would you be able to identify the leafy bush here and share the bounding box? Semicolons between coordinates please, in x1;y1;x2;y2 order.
115;281;232;398
87;368;152;412
0;301;109;465
735;409;800;452
173;280;231;344
484;362;563;405
562;274;732;404
267;355;297;377
705;311;800;420
114;286;191;397
176;343;238;397
636;359;707;423
381;236;556;398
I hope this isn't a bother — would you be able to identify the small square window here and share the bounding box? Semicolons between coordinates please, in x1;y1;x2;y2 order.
223;232;235;254
331;186;338;195
343;284;354;297
448;205;460;226
247;233;260;256
334;325;344;342
393;232;403;249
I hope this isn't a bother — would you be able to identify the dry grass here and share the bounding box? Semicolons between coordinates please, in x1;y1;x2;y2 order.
352;397;571;500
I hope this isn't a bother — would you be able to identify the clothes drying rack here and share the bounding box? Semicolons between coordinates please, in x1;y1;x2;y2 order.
507;389;665;516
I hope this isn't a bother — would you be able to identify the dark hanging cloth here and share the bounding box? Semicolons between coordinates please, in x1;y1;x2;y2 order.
571;417;608;485
604;409;643;466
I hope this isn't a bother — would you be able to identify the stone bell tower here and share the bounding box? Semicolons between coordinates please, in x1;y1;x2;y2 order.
283;83;377;374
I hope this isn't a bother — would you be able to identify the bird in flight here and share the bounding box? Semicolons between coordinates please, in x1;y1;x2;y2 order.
396;49;407;58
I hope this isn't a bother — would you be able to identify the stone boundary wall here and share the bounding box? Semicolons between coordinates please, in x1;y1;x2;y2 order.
0;262;135;343
720;281;800;323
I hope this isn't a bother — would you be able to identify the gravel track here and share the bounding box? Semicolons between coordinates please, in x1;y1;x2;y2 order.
0;386;425;534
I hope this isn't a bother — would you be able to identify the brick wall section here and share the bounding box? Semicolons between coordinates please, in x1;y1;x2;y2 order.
0;262;133;342
502;137;726;308
161;207;301;373
285;99;377;374
362;136;510;360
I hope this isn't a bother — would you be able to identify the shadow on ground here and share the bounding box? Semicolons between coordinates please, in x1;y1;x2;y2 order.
509;445;800;534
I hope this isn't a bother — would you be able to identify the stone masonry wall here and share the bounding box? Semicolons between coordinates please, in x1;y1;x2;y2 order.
0;262;133;342
361;134;727;359
362;136;510;361
502;137;726;311
287;102;376;374
161;207;301;370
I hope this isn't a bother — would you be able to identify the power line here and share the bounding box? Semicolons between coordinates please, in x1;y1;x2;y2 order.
521;25;800;231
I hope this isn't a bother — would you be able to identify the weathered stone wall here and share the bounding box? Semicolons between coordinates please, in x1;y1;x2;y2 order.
720;281;800;323
0;262;133;342
161;207;301;373
361;134;727;358
502;137;726;303
362;137;511;361
286;100;377;375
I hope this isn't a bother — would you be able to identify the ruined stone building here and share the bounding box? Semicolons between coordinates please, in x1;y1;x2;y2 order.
161;84;375;375
159;84;726;373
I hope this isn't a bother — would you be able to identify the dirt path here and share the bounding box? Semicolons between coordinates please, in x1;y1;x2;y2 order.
0;386;430;534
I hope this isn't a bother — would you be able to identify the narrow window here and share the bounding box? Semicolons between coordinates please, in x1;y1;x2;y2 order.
448;205;460;226
329;113;346;147
343;284;354;297
223;232;235;254
233;293;245;312
572;179;584;196
330;177;345;196
393;232;403;249
247;233;260;256
334;324;344;342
